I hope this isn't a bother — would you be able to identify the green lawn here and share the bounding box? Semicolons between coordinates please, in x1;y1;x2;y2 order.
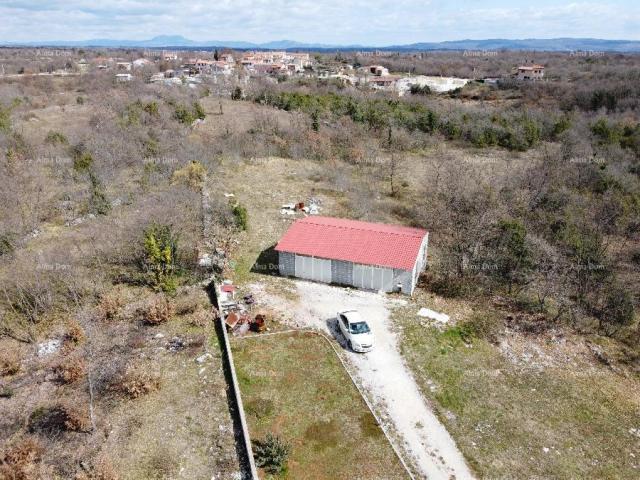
232;332;408;480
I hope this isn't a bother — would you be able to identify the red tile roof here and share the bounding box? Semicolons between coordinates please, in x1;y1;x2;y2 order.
275;216;428;271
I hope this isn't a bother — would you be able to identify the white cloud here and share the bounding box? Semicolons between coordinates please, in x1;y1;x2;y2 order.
0;0;638;44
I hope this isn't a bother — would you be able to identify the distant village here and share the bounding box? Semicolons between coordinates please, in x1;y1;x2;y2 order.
2;47;546;94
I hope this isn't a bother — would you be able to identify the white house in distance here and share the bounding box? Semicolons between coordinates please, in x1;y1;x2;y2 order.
132;58;153;68
115;73;132;82
275;216;429;295
161;50;179;61
515;64;545;80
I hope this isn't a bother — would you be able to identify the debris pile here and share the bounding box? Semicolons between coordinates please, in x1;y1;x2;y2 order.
218;280;267;336
280;198;321;216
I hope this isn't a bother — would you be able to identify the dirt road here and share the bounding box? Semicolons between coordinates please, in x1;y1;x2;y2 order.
257;279;474;480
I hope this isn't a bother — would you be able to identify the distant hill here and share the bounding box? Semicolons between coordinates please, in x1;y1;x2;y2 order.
386;38;640;52
3;36;640;52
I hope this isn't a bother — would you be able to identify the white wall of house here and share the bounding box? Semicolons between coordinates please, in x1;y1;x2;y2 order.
408;233;429;295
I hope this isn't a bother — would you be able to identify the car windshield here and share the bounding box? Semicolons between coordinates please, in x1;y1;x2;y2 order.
350;321;370;334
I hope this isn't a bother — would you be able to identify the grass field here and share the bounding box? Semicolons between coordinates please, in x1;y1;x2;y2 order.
394;300;640;479
232;332;409;480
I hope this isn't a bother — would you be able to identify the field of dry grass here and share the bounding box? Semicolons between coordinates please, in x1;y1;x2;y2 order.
1;94;240;476
0;286;242;479
393;292;640;479
232;331;408;479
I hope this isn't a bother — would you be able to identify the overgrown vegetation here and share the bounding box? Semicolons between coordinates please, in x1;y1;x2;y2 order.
254;89;566;151
174;101;206;124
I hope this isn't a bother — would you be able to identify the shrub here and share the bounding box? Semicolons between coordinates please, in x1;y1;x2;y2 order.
171;161;207;190
188;306;215;327
143;101;159;116
90;456;119;480
116;367;161;399
45;130;68;145
231;86;243;100
89;172;111;215
410;84;431;95
174;291;201;315
429;275;465;298
141;294;175;325
97;290;125;321
144;137;160;157
28;403;90;434
246;398;274;419
253;433;290;475
73;151;93;172
54;356;86;384
232;204;248;231
142;224;179;292
0;233;15;256
599;285;635;334
0;105;11;133
61;403;91;432
76;96;84;105
0;436;43;480
0;386;14;398
0;350;21;376
65;321;85;344
310;109;320;131
193;101;206;120
460;312;503;343
174;104;193;124
487;219;533;293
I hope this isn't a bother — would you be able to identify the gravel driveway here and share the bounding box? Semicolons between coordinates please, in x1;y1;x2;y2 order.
256;279;474;480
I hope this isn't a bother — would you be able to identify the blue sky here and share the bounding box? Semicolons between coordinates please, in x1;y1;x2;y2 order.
1;0;639;44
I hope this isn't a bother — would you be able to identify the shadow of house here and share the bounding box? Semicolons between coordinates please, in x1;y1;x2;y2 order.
250;244;280;277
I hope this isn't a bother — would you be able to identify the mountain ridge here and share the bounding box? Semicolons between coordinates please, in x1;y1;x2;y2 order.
3;36;640;52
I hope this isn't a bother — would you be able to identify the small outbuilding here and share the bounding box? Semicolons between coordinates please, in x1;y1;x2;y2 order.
275;216;428;295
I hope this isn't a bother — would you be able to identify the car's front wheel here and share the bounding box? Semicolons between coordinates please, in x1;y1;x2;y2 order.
347;339;353;351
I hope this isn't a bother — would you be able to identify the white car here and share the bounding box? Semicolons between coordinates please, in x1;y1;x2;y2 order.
337;310;374;353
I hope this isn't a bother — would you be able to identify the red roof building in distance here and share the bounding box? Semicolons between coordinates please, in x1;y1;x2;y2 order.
275;216;428;271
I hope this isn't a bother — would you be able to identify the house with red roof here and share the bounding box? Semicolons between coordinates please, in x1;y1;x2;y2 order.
275;216;429;295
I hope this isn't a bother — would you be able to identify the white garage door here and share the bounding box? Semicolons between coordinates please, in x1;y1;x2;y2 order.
352;264;394;291
295;255;332;283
